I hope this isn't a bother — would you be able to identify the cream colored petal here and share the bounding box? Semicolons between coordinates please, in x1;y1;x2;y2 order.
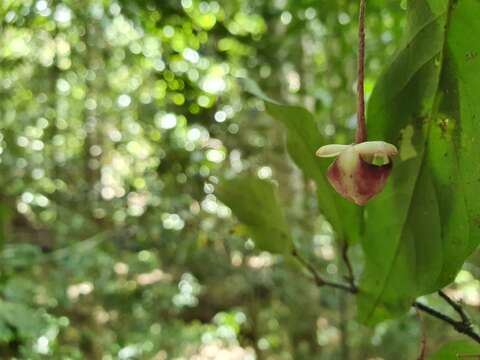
334;146;361;196
354;141;398;157
315;144;350;158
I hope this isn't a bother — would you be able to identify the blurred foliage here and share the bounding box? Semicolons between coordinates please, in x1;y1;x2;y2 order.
0;0;478;359
427;340;480;360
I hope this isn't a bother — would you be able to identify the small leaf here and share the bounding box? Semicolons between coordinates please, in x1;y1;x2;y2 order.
0;244;43;270
217;177;292;254
0;321;13;342
0;300;44;338
243;79;362;244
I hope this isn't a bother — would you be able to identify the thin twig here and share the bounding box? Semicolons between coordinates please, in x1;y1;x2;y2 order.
413;301;480;344
292;250;356;293
292;250;480;343
438;290;471;325
356;0;367;143
292;240;480;343
341;242;357;292
416;309;427;360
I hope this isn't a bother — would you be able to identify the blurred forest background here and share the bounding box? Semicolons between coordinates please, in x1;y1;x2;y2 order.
0;0;479;359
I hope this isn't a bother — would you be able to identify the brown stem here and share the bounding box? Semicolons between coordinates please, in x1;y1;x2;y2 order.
292;249;480;344
438;290;471;325
292;250;356;293
413;301;480;343
416;309;427;360
355;0;367;143
342;242;357;292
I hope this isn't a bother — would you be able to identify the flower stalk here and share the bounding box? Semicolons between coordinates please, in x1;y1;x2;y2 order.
315;0;398;206
356;0;367;143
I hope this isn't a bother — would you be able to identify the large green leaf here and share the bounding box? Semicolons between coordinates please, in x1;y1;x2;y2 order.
358;0;480;324
244;80;362;244
427;340;480;360
216;177;292;254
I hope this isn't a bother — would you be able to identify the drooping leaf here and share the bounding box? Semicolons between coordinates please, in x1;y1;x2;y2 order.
427;340;480;360
358;0;480;324
216;177;292;254
244;79;362;244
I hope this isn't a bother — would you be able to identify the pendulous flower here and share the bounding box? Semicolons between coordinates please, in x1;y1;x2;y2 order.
316;141;398;206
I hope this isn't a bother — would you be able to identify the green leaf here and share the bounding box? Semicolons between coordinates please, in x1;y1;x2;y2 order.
243;79;362;244
0;300;44;338
216;177;292;254
358;0;480;324
0;321;13;343
0;244;43;270
427;340;480;360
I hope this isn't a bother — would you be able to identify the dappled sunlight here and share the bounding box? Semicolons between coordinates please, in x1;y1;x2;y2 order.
189;342;254;360
136;269;172;286
67;281;94;301
0;0;477;358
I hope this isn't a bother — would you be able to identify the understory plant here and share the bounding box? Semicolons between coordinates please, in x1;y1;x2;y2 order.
217;0;480;355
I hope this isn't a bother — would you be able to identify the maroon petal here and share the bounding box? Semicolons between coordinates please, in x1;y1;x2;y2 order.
326;154;393;206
